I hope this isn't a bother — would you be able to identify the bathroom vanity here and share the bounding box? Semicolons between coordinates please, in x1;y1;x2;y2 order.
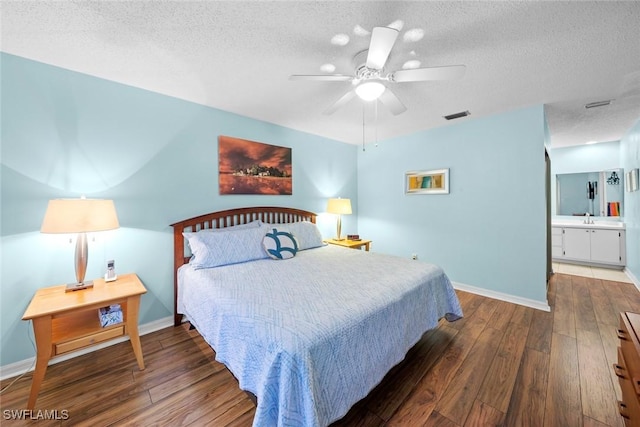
552;221;626;268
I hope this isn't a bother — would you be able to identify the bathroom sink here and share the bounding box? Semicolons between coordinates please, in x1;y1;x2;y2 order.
591;221;625;229
552;220;625;230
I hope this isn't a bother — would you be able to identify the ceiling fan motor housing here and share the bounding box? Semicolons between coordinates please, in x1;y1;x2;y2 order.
353;50;387;82
355;64;384;82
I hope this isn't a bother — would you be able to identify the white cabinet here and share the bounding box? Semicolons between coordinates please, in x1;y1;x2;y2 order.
552;226;625;267
563;228;591;260
590;229;624;264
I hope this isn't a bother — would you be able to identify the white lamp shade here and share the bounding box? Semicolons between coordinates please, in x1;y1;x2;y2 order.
355;81;385;101
41;199;120;233
326;198;352;215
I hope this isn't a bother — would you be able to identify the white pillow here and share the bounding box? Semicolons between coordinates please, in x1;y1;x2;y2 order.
197;219;262;232
267;221;324;250
183;225;268;269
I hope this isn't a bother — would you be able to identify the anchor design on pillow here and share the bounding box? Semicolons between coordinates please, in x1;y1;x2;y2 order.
264;229;299;260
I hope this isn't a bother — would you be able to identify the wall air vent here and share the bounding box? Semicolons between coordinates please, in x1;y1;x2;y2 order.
585;100;613;109
443;110;470;120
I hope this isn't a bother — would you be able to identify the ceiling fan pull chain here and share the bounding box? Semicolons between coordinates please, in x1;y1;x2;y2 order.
362;105;366;152
375;100;378;147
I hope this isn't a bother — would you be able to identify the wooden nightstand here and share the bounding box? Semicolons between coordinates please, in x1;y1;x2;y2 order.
324;238;372;251
22;273;147;409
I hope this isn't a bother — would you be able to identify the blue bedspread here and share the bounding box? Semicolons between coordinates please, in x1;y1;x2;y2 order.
178;245;462;427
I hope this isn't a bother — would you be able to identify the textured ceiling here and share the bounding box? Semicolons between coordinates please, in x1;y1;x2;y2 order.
1;1;639;148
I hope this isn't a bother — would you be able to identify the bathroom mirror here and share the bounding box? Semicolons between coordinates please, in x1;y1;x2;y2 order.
556;169;624;217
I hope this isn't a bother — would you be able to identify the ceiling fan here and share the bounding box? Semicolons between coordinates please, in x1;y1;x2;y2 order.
290;26;466;116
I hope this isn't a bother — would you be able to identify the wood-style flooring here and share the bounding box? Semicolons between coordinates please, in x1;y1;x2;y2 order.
2;272;639;426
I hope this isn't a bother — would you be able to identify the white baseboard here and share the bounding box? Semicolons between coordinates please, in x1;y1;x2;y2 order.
0;316;174;381
625;267;640;291
452;281;551;312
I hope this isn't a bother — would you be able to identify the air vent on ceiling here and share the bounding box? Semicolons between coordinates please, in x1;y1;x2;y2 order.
443;110;470;120
585;100;613;109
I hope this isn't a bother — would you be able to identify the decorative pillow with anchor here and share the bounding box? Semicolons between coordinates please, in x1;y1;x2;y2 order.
263;228;299;260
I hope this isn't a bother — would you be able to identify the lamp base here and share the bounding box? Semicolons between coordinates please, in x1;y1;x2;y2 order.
65;280;94;292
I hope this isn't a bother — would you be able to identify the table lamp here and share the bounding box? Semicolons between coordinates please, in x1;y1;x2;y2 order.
41;197;120;291
326;198;352;240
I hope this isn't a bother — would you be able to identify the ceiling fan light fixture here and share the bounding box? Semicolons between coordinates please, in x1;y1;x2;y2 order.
355;81;385;101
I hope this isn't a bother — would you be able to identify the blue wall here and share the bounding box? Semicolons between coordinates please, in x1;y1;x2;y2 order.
357;105;548;304
549;140;621;175
620;119;640;282
0;53;358;366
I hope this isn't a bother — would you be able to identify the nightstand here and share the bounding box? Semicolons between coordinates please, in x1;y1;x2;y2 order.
22;273;147;409
324;238;372;251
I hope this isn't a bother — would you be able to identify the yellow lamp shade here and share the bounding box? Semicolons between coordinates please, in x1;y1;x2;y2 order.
40;198;120;289
41;199;119;234
326;198;352;215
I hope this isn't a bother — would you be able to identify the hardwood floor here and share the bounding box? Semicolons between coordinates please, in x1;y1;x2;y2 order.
2;273;639;426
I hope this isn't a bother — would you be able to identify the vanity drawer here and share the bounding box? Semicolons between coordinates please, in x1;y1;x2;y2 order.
551;227;563;258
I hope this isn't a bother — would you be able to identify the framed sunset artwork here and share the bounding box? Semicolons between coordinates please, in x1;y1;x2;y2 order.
218;136;292;195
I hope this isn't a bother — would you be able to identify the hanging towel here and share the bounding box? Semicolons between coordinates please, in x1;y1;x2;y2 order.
587;181;596;200
608;202;620;216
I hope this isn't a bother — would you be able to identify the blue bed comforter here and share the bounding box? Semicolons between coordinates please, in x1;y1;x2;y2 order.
178;244;462;427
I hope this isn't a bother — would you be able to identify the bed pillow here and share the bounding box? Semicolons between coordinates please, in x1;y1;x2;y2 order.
262;228;299;260
271;221;324;250
197;219;262;232
183;225;269;269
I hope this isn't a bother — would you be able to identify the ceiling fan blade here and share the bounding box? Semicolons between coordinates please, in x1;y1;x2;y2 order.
366;27;399;70
391;65;466;82
289;74;353;81
323;91;356;115
379;88;407;115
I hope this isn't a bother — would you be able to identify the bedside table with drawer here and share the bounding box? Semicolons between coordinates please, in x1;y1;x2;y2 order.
22;273;147;409
324;238;372;251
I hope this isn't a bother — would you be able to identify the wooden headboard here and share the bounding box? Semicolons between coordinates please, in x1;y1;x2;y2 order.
170;206;317;326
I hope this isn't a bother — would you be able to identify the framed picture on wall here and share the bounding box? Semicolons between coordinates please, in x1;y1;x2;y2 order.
218;136;292;195
631;168;639;192
405;169;450;194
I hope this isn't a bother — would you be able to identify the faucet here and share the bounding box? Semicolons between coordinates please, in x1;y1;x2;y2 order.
584;212;593;224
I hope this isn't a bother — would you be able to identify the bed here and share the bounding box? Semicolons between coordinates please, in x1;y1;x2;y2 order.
171;206;462;427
